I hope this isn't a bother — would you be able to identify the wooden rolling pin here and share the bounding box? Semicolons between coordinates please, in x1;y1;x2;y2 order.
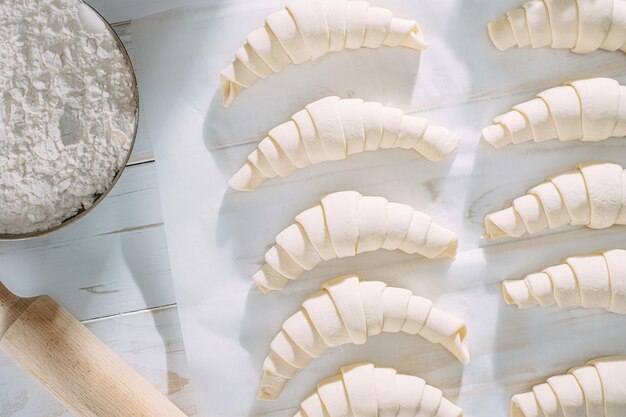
0;281;187;417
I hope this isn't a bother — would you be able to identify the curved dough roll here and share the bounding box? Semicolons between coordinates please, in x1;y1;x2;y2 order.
258;275;470;400
484;162;626;239
229;96;460;191
255;191;458;293
510;356;626;417
295;363;462;417
502;249;626;313
221;0;427;106
482;77;626;148
488;0;626;54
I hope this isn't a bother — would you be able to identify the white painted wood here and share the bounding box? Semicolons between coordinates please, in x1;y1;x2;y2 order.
0;162;175;322
0;1;197;416
0;306;196;417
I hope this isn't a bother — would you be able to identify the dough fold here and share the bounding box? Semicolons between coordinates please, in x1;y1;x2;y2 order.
502;249;626;313
510;356;626;417
482;78;624;148
254;191;458;293
484;162;626;239
220;0;427;106
229;96;459;191
488;0;626;54
291;362;462;417
258;275;470;400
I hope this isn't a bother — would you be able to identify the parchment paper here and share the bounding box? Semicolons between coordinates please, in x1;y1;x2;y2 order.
131;1;626;416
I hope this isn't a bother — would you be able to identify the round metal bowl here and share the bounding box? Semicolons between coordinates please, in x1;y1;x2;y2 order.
0;1;140;240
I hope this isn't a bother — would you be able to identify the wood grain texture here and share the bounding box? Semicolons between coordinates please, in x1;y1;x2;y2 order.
0;306;196;417
0;285;186;417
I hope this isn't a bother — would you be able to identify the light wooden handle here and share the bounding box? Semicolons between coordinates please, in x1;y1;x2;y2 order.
0;282;188;417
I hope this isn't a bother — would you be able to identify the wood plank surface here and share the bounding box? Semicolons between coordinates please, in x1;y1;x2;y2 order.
0;5;195;415
0;162;175;322
0;306;196;417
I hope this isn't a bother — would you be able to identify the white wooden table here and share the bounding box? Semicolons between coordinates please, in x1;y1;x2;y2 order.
0;1;197;415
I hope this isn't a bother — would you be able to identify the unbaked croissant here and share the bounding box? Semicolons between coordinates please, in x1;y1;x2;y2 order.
484;162;626;239
510;356;626;417
258;275;470;400
294;363;463;417
488;0;626;54
229;96;459;191
255;191;458;293
220;0;427;106
502;249;626;313
482;77;626;148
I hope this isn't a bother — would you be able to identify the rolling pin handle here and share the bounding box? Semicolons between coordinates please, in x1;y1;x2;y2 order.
0;282;38;339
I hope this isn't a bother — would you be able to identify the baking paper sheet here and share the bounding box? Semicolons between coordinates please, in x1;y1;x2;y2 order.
131;1;626;416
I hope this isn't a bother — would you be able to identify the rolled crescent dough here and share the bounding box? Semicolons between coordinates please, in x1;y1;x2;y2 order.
255;191;458;293
221;0;427;106
503;249;626;313
258;275;470;400
511;356;626;417
488;0;626;55
484;162;625;239
482;77;624;148
292;363;462;417
229;96;459;191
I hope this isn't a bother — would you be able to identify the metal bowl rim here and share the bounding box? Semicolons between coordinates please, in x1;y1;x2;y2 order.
0;1;140;241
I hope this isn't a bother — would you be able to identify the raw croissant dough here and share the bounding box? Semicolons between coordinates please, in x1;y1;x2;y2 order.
484;162;626;239
482;77;626;148
294;363;463;417
220;0;427;106
510;356;626;417
503;249;626;313
255;190;458;293
488;0;626;54
229;96;460;191
258;275;470;400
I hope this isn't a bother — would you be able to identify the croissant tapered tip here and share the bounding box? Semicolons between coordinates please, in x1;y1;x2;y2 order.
484;207;526;240
220;69;239;107
510;392;536;417
417;126;460;161
501;280;516;305
403;29;429;50
435;398;464;417
487;16;516;51
228;163;267;191
256;371;285;401
420;223;458;258
501;280;537;309
484;218;507;240
442;235;459;258
481;124;511;149
221;83;237;108
253;264;289;294
503;279;542;310
256;390;276;401
444;330;470;365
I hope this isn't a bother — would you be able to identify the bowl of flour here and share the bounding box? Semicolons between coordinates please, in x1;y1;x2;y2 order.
0;0;139;239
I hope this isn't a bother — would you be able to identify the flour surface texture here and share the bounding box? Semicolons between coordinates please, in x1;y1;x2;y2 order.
0;0;137;234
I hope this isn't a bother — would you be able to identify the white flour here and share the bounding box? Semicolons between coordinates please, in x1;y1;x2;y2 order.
0;0;137;235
